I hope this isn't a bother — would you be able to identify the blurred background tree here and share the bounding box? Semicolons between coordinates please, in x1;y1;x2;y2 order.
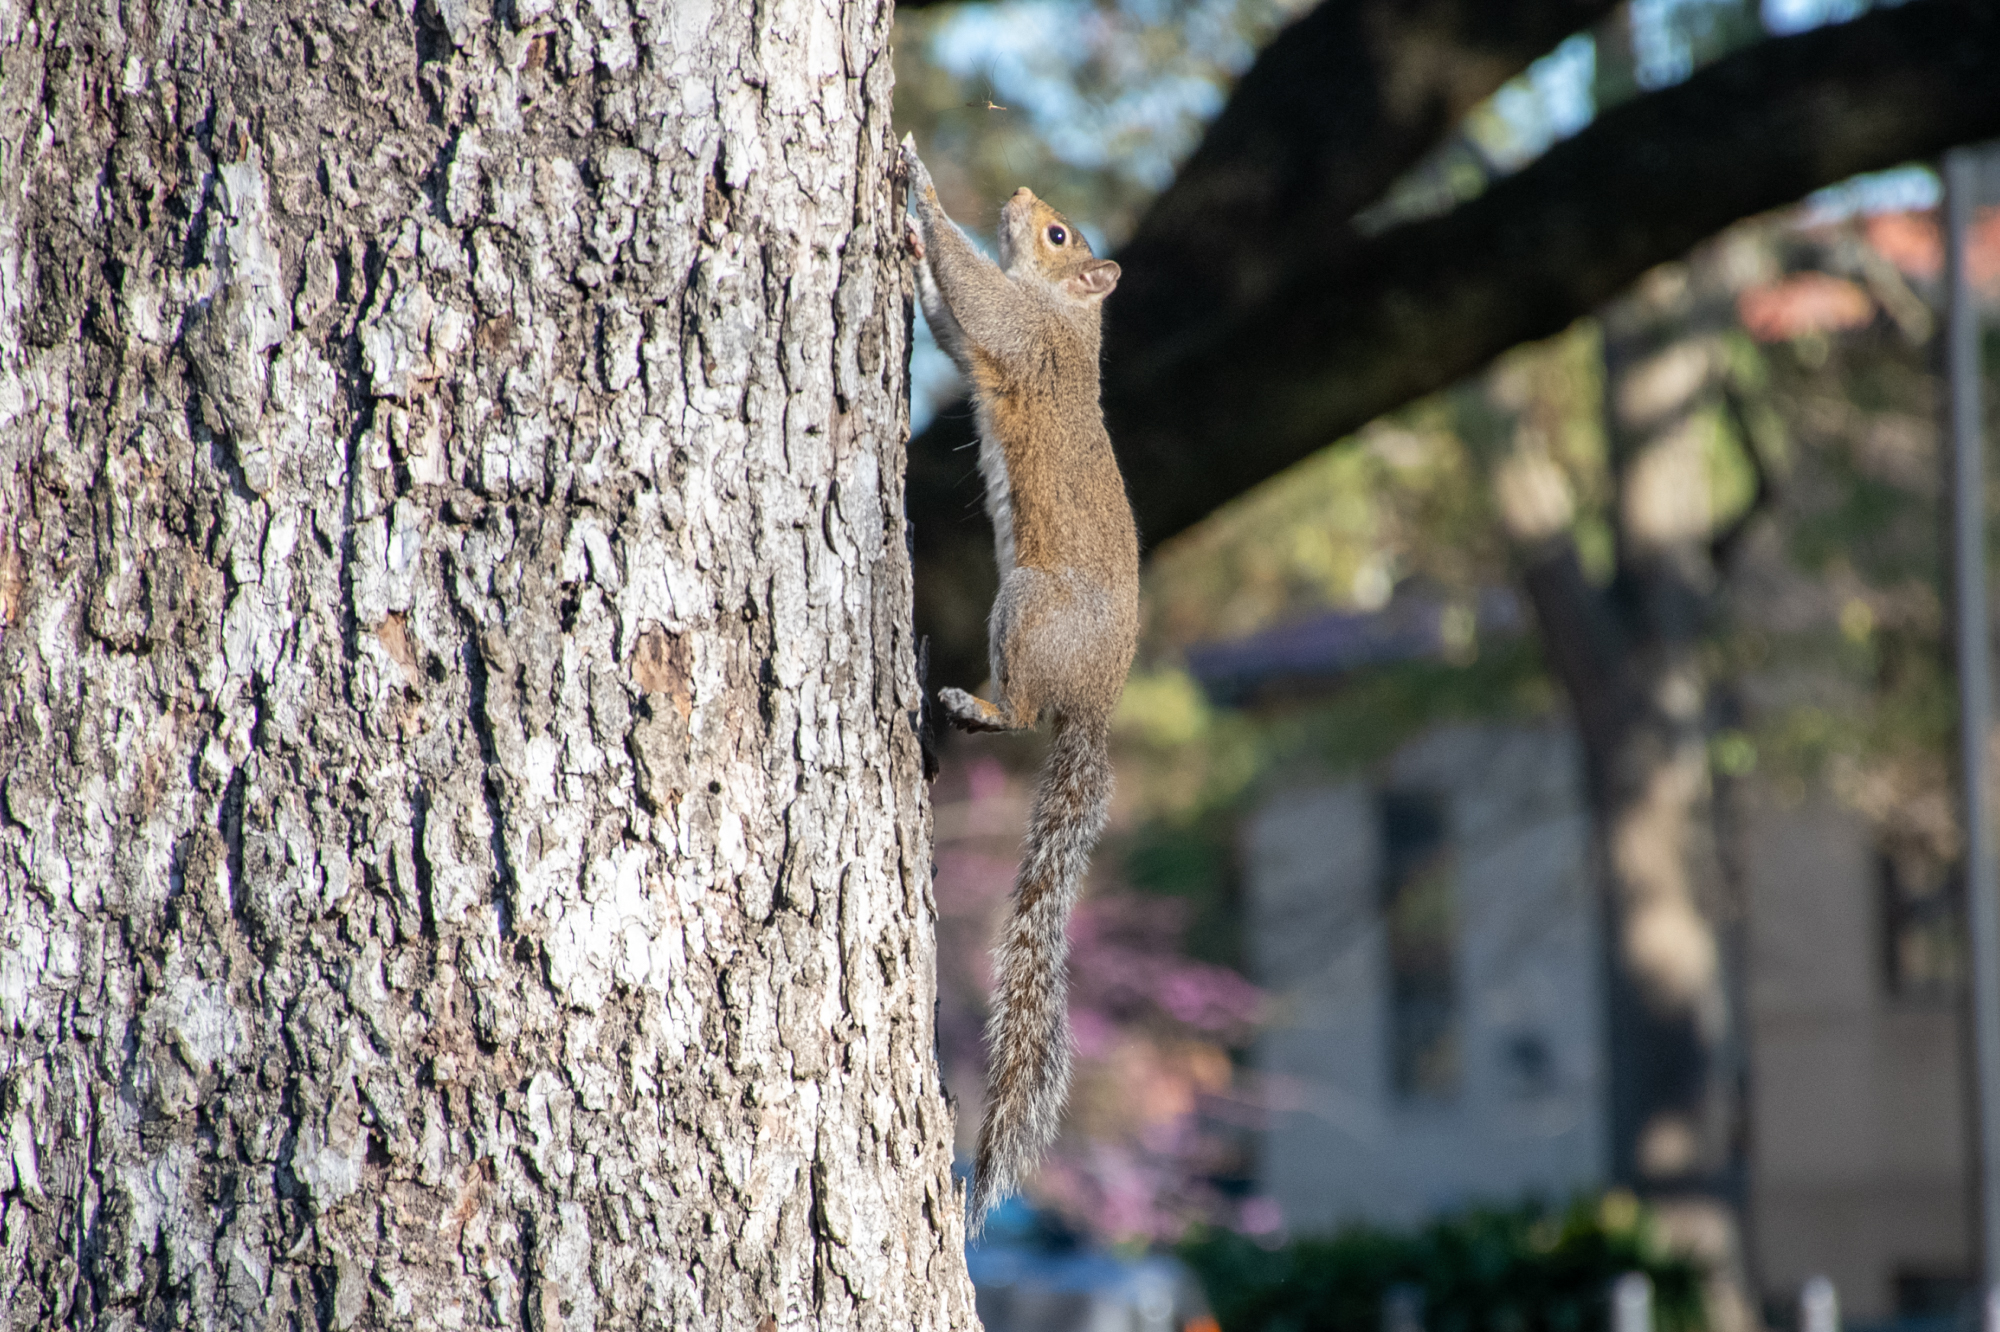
895;1;2000;1326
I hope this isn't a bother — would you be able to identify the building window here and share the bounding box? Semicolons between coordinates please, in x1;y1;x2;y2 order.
1499;1031;1558;1099
1893;1269;1976;1321
1879;849;1965;1001
1381;790;1459;1100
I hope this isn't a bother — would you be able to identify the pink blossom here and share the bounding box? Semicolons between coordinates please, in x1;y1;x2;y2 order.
1238;1196;1285;1236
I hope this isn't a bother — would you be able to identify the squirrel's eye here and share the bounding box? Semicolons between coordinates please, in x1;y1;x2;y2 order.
1046;225;1067;246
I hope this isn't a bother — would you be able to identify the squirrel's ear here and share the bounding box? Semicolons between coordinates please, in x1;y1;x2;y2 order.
1064;260;1120;303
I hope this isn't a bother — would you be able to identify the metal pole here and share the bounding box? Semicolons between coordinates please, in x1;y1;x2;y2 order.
1946;145;2000;1330
1612;1272;1652;1332
1801;1276;1839;1332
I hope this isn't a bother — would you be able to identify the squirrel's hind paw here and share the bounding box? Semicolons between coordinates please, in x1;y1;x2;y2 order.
937;687;1011;733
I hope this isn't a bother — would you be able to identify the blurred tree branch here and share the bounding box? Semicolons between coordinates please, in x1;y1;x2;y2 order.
911;0;2000;683
906;0;1626;682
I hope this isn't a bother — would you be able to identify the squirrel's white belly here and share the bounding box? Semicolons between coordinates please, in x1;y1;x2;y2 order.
973;405;1016;577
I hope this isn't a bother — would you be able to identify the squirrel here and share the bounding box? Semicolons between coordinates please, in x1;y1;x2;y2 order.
895;136;1140;1230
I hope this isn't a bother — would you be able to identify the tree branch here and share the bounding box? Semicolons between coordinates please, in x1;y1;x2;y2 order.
1518;537;1628;761
1708;381;1780;571
1106;0;2000;546
1113;0;1626;316
906;0;1625;683
909;0;2000;683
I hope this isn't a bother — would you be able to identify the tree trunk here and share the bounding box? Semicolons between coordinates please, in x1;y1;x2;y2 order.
1491;264;1755;1331
0;0;973;1328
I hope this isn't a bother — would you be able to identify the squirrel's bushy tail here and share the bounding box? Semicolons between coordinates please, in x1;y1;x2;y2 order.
969;710;1114;1232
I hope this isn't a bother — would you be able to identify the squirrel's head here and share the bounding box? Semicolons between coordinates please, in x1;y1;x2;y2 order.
998;188;1120;307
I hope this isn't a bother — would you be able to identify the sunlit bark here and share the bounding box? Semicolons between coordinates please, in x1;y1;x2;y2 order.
1499;267;1756;1332
0;0;972;1326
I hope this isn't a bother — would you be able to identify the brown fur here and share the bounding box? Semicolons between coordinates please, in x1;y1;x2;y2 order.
896;137;1140;1230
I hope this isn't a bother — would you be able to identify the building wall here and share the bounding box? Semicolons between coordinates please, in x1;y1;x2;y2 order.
1740;790;1972;1322
1245;723;1607;1231
1245;720;1973;1317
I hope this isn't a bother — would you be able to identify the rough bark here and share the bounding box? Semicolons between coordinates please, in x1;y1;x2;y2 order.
912;0;2000;684
0;0;972;1328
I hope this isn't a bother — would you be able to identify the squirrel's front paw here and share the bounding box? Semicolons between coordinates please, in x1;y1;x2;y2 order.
896;134;935;201
904;216;926;261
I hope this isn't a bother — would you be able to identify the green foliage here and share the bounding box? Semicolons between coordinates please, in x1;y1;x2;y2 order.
1180;1196;1706;1332
1786;471;1920;578
1725;324;1959;837
1735;625;1956;797
1106;641;1555;973
1145;403;1512;654
1123;639;1556;815
1126;816;1233;898
1123;811;1242;965
1281;639;1559;776
1774;342;1940;585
